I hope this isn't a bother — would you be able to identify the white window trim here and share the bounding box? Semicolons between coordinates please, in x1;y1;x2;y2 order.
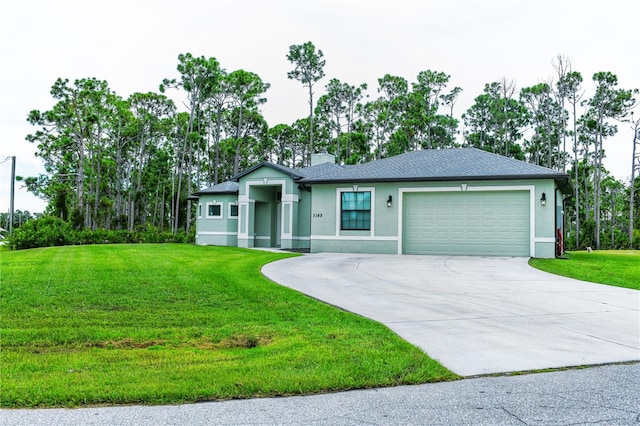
336;187;375;235
206;201;223;219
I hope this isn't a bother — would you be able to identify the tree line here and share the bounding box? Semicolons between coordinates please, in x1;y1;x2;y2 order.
23;43;639;249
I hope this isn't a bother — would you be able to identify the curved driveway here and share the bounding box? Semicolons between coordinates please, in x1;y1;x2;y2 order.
262;254;639;376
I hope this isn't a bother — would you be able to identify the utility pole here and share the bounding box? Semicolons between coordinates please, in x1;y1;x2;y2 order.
9;156;16;235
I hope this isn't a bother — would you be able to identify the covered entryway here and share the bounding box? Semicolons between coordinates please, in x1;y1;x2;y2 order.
249;185;282;248
402;190;530;256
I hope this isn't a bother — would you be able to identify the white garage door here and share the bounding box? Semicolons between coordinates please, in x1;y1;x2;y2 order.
403;191;530;256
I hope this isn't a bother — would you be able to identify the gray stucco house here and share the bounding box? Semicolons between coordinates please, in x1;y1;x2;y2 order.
192;148;571;258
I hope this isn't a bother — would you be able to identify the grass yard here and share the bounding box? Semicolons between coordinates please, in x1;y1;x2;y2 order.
0;244;456;408
529;250;640;290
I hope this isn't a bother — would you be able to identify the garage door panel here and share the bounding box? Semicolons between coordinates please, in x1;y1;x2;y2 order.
436;230;449;239
451;220;465;228
466;226;481;235
481;219;496;227
403;191;530;256
467;218;482;228
451;230;465;239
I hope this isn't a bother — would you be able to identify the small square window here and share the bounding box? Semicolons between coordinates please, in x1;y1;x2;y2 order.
207;203;222;218
229;204;238;217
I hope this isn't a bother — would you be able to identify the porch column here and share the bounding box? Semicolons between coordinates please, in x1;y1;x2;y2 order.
237;195;255;248
280;193;299;250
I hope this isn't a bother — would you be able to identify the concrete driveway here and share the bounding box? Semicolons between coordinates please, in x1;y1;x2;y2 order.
262;254;639;376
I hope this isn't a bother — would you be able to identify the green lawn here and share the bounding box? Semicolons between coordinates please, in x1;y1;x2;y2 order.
529;250;640;290
0;244;456;408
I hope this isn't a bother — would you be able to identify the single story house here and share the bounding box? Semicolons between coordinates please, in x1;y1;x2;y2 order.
192;148;571;258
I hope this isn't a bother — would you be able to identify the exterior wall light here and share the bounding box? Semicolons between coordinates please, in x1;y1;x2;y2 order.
540;193;546;206
387;195;393;207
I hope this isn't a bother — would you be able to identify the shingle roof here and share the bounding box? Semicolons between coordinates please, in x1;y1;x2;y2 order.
300;148;570;186
193;149;572;197
298;162;344;178
232;162;302;181
192;180;239;196
231;160;345;181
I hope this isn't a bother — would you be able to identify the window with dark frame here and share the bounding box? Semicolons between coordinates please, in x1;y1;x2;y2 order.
341;191;371;230
208;204;221;217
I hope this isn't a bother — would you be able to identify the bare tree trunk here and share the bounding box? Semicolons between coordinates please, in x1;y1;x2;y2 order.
77;137;86;227
214;110;222;184
173;161;183;234
233;106;244;175
308;83;314;162
553;55;569;173
94;142;102;230
631;119;639;246
115;138;124;230
170;162;177;233
173;132;189;233
611;189;616;247
572;102;580;249
595;133;603;249
160;186;166;232
152;177;160;227
186;199;192;233
185;134;196;234
195;118;201;189
583;165;591;222
127;161;135;232
135;137;145;228
547;120;553;169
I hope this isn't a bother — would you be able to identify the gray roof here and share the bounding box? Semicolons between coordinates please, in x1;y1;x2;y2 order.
192;162;344;197
232;160;344;181
298;161;344;178
300;148;570;187
192;180;239;196
232;162;302;181
193;149;571;197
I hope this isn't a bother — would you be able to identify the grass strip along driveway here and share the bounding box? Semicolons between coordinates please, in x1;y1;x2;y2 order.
0;244;456;408
529;250;639;290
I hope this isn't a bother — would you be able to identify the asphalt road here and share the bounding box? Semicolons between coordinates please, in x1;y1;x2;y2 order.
2;363;639;425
